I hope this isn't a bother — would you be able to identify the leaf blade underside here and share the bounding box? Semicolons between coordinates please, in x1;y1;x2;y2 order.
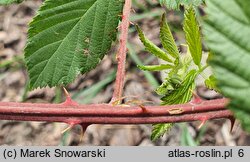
204;0;250;132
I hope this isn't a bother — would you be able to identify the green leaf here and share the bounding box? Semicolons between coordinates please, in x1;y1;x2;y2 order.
160;13;180;58
0;0;23;5
151;70;197;141
204;0;250;132
184;6;202;67
159;0;204;10
155;76;182;96
161;69;197;105
205;75;219;92
151;123;173;141
137;64;174;71
25;0;124;90
136;25;173;62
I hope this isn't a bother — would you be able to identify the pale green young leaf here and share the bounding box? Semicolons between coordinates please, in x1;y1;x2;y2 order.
151;123;173;141
137;64;174;71
155;81;174;96
155;76;182;96
205;75;219;92
161;70;197;105
160;13;179;58
151;85;194;141
136;25;173;62
159;0;204;10
184;6;202;67
204;0;250;132
25;0;124;90
151;70;197;141
0;0;23;5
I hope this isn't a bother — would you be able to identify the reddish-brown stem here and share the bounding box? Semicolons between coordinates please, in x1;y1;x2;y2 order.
0;99;232;124
111;0;132;104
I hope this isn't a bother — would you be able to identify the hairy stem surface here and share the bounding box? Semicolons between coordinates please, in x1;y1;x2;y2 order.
0;99;232;124
111;0;132;103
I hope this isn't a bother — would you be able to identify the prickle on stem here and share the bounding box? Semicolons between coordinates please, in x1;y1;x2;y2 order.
190;91;203;105
61;124;75;134
62;87;79;106
228;117;236;132
79;123;91;142
198;118;207;129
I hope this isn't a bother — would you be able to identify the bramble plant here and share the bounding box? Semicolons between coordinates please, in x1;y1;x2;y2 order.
136;5;206;140
0;0;249;142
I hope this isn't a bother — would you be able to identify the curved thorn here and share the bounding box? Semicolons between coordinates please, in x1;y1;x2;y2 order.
228;117;236;132
139;104;147;113
79;123;91;142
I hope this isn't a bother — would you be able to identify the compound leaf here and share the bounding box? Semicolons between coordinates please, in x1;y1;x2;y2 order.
25;0;124;89
204;0;250;132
